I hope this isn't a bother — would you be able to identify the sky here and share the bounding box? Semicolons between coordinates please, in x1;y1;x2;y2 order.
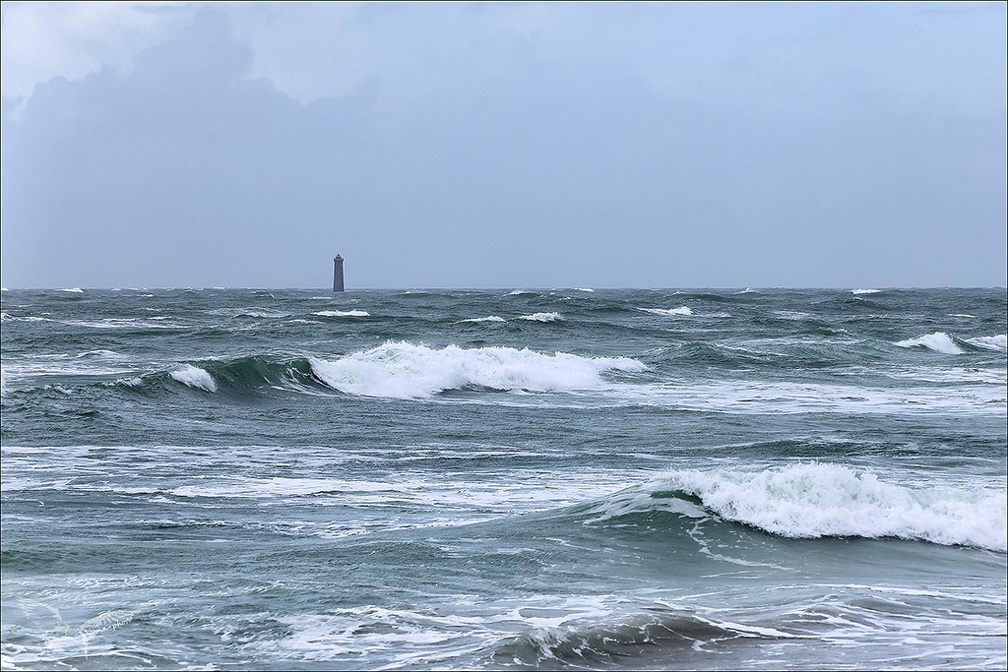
1;1;1005;289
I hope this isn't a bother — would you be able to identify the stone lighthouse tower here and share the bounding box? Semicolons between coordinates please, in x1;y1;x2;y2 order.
333;255;345;292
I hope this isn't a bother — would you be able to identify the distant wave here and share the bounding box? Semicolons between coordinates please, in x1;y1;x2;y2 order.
585;463;1006;551
313;310;369;318
60;287;84;293
309;341;645;399
519;312;562;322
895;332;963;354
0;313;50;323
460;315;506;323
851;288;881;295
68;318;178;330
639;307;692;316
208;308;290;319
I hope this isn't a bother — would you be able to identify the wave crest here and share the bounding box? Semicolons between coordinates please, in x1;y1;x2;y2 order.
169;365;217;392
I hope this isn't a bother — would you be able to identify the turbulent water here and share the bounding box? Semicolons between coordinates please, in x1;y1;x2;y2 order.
1;286;1005;670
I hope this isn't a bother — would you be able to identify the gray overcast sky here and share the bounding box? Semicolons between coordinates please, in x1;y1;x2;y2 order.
1;1;1005;289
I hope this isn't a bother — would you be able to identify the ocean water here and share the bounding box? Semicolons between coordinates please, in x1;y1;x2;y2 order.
1;286;1005;670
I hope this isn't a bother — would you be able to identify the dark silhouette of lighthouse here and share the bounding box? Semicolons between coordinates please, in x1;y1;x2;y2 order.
333;255;345;292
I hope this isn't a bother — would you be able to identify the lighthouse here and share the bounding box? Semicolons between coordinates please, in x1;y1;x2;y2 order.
333;255;345;292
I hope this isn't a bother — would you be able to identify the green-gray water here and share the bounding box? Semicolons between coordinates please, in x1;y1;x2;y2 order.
2;287;1005;669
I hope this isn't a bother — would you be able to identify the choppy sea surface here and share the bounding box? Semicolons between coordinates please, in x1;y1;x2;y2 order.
1;286;1005;670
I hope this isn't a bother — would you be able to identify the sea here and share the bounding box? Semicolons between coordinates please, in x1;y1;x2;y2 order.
1;286;1005;670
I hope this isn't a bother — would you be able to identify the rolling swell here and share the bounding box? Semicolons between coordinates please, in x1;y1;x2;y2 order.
124;355;327;398
488;608;787;668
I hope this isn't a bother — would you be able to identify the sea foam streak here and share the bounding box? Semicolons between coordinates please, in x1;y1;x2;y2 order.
309;341;645;399
637;464;1007;550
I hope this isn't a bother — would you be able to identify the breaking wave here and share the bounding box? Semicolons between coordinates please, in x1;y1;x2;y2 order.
309;341;646;399
581;463;1006;551
895;332;963;354
967;334;1007;351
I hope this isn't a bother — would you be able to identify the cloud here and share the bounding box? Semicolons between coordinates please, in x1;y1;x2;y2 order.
1;3;1005;288
1;1;195;115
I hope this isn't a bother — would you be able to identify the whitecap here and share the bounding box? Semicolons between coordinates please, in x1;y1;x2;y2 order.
895;332;963;354
170;365;217;392
851;288;881;295
59;287;84;293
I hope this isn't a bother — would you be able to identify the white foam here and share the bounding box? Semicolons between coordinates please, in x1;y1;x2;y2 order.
169;365;217;392
573;287;595;292
895;332;963;354
657;463;1006;551
966;334;1007;351
59;287;84;293
309;341;645;399
851;288;880;295
313;310;369;317
640;307;693;316
519;312;562;322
